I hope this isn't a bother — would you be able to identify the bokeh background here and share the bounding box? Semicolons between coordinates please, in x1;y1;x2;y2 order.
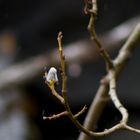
0;0;140;140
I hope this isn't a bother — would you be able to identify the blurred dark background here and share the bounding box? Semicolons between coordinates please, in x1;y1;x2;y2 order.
0;0;140;140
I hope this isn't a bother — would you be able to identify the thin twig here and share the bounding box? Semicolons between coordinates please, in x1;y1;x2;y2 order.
43;105;87;120
124;125;140;134
84;0;97;15
43;111;68;120
108;69;128;123
74;105;87;118
45;81;64;104
87;0;113;69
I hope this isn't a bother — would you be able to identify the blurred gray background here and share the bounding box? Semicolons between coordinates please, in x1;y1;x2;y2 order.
0;0;140;140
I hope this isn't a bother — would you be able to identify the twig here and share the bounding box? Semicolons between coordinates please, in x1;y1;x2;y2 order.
84;0;97;15
108;69;128;123
124;125;140;134
87;0;113;70
43;111;68;120
74;105;87;118
43;105;87;120
45;81;65;104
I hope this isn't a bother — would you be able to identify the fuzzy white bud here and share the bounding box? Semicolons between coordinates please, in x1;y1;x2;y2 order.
46;67;58;83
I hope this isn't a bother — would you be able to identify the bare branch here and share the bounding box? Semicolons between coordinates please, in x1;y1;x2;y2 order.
43;105;87;120
87;4;113;69
43;111;68;120
74;105;87;118
45;81;64;104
